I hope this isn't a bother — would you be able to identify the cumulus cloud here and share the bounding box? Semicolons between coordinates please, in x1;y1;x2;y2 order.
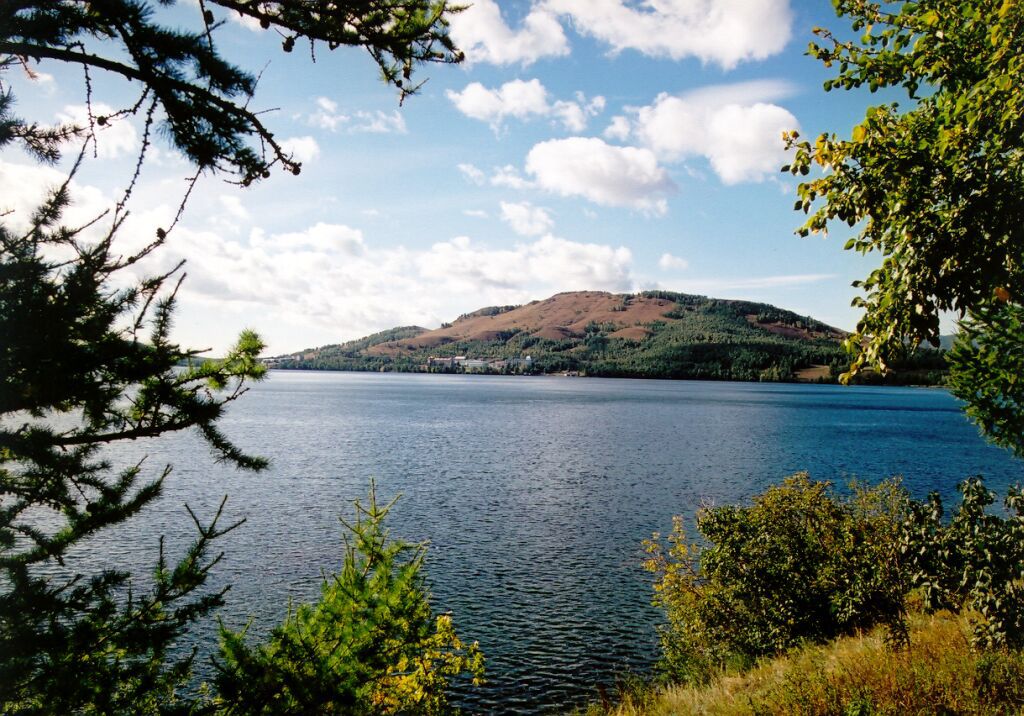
56;103;138;159
0;158;185;275
627;80;799;184
418;234;633;293
253;222;365;255
457;163;535;190
449;0;570;65
551;94;606;132
447;79;548;127
446;79;604;132
658;253;689;270
500;201;554;236
490;165;534;190
0;160;110;234
156;222;637;344
543;0;792;69
280;136;320;164
308;97;407;134
219;195;250;221
525;137;674;213
603;115;631;142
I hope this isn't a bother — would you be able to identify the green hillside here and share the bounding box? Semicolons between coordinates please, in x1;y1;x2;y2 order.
271;291;946;384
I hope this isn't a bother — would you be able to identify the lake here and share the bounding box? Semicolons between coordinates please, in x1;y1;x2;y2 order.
85;372;1022;714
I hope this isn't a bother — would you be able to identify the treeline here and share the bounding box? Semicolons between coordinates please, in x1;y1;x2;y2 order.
275;295;948;384
587;474;1024;715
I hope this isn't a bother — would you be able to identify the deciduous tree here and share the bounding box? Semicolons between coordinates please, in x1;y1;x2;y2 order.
785;0;1024;452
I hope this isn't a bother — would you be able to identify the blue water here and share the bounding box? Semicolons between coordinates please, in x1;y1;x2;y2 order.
82;373;1021;713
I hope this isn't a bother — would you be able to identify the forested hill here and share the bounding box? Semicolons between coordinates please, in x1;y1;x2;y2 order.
269;291;946;383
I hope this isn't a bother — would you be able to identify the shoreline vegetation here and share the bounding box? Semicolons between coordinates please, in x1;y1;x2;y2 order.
264;290;950;387
576;475;1024;716
6;0;1023;713
577;610;1024;716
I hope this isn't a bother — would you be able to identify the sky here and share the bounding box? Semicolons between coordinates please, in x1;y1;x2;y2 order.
3;0;903;356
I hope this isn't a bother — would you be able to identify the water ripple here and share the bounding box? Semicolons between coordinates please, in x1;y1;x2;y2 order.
63;374;1022;714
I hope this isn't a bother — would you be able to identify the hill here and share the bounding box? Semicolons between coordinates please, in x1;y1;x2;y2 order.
269;291;945;383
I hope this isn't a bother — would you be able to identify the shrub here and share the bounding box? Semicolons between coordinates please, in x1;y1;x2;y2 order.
214;484;484;714
644;474;911;682
902;476;1024;650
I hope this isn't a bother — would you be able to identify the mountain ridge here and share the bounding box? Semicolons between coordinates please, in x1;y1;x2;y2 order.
267;290;946;384
270;290;853;381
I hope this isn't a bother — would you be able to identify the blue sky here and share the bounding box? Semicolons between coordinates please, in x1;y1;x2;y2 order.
4;1;899;355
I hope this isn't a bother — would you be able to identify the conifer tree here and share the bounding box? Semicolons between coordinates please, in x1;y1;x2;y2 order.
0;2;465;711
214;485;484;715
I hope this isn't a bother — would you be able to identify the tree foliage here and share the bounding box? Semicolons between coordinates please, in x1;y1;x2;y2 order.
648;474;1024;685
280;294;859;383
1;1;469;711
785;0;1024;449
214;485;484;715
644;475;912;683
1;0;462;181
0;162;268;711
903;477;1024;650
947;303;1024;458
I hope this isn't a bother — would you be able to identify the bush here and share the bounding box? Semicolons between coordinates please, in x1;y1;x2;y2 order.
902;476;1024;650
644;474;911;682
214;484;484;714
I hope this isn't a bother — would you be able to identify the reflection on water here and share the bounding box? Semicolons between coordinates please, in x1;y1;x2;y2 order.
74;373;1020;714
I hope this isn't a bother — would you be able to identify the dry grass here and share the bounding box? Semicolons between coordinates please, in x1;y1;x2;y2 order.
581;612;1024;715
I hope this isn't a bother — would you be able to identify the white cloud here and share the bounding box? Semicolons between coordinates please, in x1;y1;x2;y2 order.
551;93;606;132
252;222;365;255
463;209;489;218
457;163;487;184
500;201;554;236
603;115;631;141
458;162;536;190
490;165;534;190
0;160;110;234
311;97;345;131
449;0;570;65
56;103;138;159
447;79;549;128
227;10;263;31
658;253;689;270
543;0;792;69
418;234;633;294
352;110;407;134
629;80;799;184
280;136;320;164
219;195;250;221
155;222;636;343
0;159;184;274
25;70;57;95
308;97;407;134
446;80;603;132
525;137;674;213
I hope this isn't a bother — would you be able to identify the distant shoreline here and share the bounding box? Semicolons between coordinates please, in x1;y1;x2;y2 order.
264;365;947;389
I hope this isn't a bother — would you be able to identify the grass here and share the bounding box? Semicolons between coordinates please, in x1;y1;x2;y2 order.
579;611;1024;715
